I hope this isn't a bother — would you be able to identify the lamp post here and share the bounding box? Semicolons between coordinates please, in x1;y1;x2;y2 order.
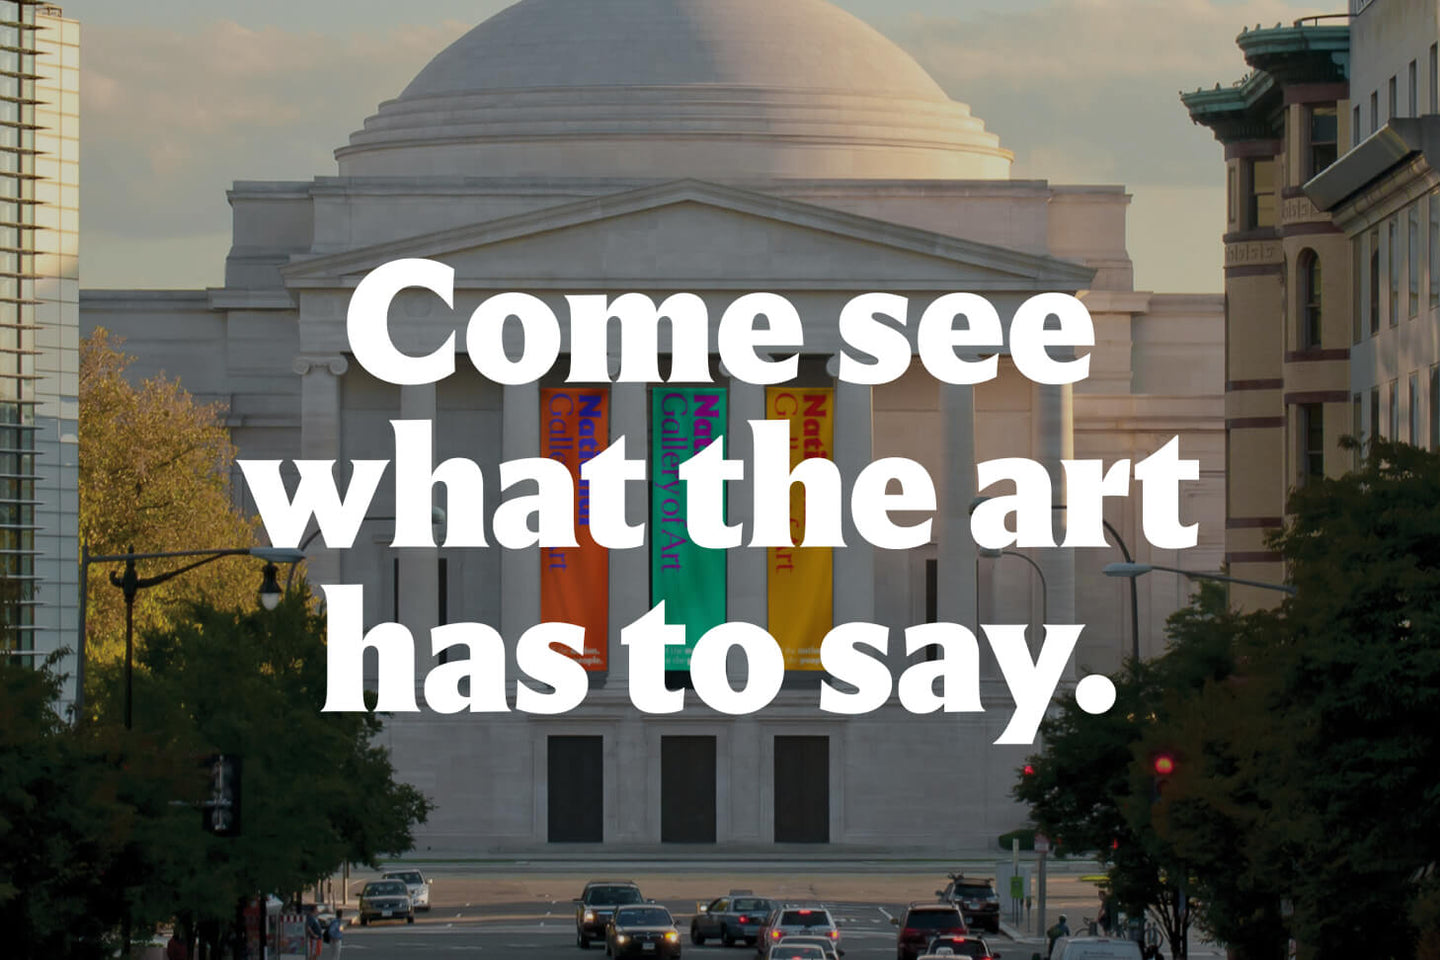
977;547;1049;627
76;545;304;726
970;497;1140;662
1102;562;1297;596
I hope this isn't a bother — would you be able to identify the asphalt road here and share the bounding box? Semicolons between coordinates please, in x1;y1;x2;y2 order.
334;898;1020;959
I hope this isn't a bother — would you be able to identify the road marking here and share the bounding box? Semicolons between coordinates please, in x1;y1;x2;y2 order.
879;907;894;921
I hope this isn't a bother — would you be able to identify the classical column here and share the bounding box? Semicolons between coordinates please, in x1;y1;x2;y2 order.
607;379;648;684
937;382;978;628
399;384;440;687
725;370;766;628
1032;381;1076;680
501;380;541;683
828;356;875;626
293;354;347;590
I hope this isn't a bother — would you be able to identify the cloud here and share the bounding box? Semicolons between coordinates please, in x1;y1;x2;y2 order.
81;18;473;286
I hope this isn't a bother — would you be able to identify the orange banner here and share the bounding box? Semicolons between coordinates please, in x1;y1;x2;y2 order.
539;387;609;671
766;387;834;670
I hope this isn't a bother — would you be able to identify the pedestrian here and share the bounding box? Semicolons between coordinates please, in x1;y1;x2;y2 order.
1097;895;1112;936
165;931;189;960
325;909;345;958
1047;914;1071;959
305;909;325;960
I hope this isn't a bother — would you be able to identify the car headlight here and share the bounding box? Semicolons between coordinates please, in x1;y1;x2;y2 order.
665;931;679;942
616;934;629;944
585;911;596;922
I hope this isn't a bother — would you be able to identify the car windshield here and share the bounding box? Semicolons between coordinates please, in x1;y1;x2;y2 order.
908;910;963;928
734;898;772;912
363;882;406;897
385;871;423;885
588;886;642;905
616;906;671;926
1061;942;1144;960
954;884;994;898
771;948;827;959
781;910;830;927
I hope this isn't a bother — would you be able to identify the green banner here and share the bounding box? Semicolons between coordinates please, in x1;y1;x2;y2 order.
650;387;728;669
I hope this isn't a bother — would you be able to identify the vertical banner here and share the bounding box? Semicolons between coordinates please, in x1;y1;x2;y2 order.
650;388;728;669
766;387;834;670
539;387;609;671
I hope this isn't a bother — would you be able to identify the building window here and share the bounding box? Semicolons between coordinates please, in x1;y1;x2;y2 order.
1431;366;1439;449
1390;76;1399;120
1432;43;1439;112
1390;379;1400;439
1370;90;1379;133
1308;104;1339;177
1411;60;1419;116
1411;373;1421;443
1353;393;1363;467
1226;166;1237;224
1411;205;1421;317
1300;249;1323;348
1300;404;1325;483
1390;219;1400;326
1245;157;1275;229
1371;385;1381;444
1370;230;1381;335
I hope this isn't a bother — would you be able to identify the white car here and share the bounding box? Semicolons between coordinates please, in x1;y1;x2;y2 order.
381;869;431;911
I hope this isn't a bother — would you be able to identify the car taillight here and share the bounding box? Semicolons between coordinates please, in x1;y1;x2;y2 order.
772;930;783;940
799;910;812;915
738;916;748;923
828;929;839;940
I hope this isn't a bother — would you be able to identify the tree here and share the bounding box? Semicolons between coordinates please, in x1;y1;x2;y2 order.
79;329;259;697
105;585;432;952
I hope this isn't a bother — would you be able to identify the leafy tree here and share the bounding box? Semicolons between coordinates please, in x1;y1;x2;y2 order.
103;584;432;950
79;328;260;694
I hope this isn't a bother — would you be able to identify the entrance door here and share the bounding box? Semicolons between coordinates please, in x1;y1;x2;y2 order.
548;735;603;842
661;736;717;843
773;735;829;843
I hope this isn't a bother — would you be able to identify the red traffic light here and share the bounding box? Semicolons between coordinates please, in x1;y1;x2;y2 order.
1152;754;1176;777
1023;764;1036;776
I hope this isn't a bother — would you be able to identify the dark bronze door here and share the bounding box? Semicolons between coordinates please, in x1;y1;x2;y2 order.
774;735;829;843
547;735;603;842
661;735;717;843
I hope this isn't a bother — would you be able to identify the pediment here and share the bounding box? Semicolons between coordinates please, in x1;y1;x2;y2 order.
281;180;1095;292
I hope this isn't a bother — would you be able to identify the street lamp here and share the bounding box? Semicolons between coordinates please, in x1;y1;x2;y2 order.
75;545;305;725
977;546;1049;627
1102;561;1296;596
287;505;447;590
970;496;1140;662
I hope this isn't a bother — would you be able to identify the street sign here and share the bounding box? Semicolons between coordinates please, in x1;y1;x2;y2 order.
1010;875;1024;900
1034;833;1050;853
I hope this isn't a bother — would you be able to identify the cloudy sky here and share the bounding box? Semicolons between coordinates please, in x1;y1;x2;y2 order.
65;0;1326;292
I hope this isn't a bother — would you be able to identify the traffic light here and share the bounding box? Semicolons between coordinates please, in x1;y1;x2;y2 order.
202;754;242;836
1151;752;1176;801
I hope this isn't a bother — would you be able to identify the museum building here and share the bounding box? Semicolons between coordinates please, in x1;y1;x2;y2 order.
81;0;1224;853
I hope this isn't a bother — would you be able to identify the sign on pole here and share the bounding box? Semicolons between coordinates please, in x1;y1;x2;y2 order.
1034;833;1050;853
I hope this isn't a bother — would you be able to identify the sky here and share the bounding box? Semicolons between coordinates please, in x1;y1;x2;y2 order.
64;0;1330;292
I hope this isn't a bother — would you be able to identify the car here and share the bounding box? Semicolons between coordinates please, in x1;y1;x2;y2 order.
768;946;829;960
357;879;414;926
576;880;647;949
925;935;999;959
776;934;842;959
381;868;431;911
1051;937;1145;960
937;875;1000;934
605;904;682;958
757;906;841;958
893;903;967;960
691;894;777;946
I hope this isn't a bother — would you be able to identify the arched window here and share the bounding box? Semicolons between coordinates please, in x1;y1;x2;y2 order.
1300;249;1322;348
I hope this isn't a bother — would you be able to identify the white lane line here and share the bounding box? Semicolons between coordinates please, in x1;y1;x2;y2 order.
878;907;894;921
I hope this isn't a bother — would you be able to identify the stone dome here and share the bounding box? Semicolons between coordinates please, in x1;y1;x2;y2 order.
337;0;1012;180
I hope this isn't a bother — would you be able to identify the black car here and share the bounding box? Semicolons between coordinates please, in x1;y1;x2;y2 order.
937;875;1001;934
576;880;646;949
691;895;776;946
606;904;682;958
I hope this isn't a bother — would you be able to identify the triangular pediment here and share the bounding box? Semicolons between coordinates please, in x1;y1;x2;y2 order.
280;179;1095;291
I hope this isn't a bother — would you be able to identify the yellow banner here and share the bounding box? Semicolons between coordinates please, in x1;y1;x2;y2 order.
766;387;834;670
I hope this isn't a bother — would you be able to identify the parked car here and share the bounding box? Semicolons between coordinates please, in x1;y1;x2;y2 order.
575;880;646;949
1051;937;1145;960
381;868;431;911
776;934;842;959
925;935;999;959
936;875;1000;933
758;906;840;958
768;946;829;960
357;879;414;926
605;904;682;958
893;903;967;960
692;894;776;946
